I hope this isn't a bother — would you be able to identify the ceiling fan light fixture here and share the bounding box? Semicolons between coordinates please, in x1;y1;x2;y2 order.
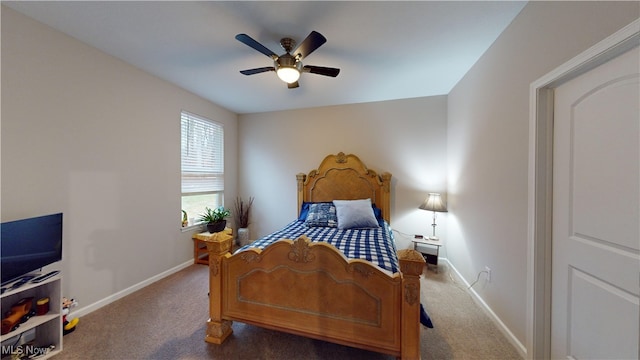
275;54;302;84
237;31;339;89
276;66;300;83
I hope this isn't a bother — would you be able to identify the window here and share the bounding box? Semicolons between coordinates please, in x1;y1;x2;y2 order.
181;111;224;226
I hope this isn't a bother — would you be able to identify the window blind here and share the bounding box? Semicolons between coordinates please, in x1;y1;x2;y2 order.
181;112;224;194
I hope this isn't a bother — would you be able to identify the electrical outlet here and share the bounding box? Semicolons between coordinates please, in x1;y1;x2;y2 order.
485;266;492;282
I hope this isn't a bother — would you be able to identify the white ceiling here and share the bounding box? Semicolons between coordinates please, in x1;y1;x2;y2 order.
4;1;527;114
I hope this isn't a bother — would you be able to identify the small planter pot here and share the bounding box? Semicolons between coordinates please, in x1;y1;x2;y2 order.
206;220;226;233
237;227;250;247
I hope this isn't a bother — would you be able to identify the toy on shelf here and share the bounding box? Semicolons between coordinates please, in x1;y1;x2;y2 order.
182;210;189;227
62;297;79;335
1;297;35;335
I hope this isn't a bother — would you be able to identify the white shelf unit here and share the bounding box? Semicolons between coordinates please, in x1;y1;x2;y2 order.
1;273;62;359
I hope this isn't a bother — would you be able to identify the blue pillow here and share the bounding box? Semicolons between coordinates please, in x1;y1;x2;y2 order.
298;201;333;221
372;205;385;227
304;202;338;227
298;202;312;221
333;199;380;229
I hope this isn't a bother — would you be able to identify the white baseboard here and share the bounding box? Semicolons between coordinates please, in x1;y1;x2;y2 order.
73;260;193;318
442;258;527;358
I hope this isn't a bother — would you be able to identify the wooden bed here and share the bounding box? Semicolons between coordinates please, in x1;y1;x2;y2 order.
203;152;425;359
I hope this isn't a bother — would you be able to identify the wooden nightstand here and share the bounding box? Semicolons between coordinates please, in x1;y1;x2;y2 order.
193;228;233;265
411;237;443;273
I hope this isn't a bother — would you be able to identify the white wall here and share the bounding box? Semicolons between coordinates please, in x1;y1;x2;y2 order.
447;1;639;351
1;7;238;310
238;96;448;251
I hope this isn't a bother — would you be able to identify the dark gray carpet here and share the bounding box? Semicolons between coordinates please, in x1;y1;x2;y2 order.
53;262;521;359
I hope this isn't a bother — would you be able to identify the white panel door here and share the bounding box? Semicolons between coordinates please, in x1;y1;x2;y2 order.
552;46;639;359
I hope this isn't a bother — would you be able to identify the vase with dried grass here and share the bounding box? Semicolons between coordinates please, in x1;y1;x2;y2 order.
234;196;254;247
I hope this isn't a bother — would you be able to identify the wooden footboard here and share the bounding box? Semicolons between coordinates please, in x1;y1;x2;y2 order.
204;152;425;358
204;235;425;359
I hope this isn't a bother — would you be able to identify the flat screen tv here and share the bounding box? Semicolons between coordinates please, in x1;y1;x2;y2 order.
1;213;63;285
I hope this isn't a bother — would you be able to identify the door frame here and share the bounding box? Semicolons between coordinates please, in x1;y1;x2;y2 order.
526;18;640;359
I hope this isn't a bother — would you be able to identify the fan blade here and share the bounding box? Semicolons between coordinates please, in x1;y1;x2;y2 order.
288;81;299;89
240;67;275;75
235;34;278;59
292;31;326;60
303;65;340;77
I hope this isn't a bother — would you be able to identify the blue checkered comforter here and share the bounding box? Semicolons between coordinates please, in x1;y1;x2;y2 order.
237;220;400;274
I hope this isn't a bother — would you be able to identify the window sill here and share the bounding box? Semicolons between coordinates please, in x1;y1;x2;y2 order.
180;223;205;233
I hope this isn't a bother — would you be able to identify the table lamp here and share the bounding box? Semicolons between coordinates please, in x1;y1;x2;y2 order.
419;193;447;240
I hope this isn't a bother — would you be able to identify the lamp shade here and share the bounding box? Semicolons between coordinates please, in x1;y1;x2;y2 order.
276;67;300;83
275;55;302;84
419;193;447;212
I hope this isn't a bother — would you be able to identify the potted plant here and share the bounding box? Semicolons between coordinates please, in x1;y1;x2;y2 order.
199;206;230;233
233;196;254;246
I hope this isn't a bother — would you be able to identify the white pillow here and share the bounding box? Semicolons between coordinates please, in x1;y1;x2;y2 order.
333;198;380;229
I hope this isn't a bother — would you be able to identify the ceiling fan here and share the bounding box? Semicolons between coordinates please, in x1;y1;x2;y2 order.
235;31;340;89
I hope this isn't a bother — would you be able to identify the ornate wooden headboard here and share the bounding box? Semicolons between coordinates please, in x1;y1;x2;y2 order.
296;152;392;223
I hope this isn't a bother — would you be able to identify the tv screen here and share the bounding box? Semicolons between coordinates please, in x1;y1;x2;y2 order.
1;213;63;284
